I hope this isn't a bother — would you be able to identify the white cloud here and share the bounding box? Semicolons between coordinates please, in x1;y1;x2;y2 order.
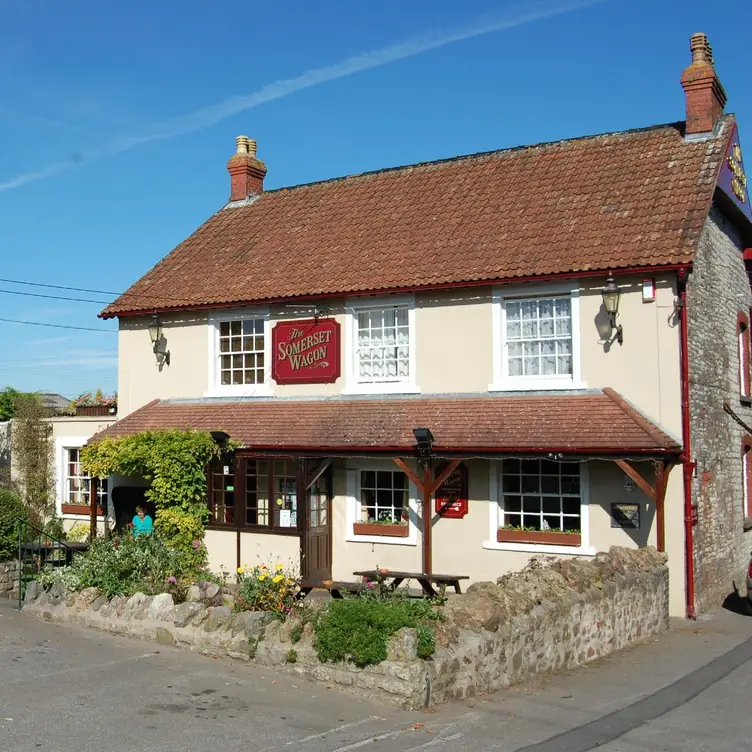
0;0;603;191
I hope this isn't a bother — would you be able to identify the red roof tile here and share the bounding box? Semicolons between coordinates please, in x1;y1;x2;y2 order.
91;390;681;455
101;118;733;318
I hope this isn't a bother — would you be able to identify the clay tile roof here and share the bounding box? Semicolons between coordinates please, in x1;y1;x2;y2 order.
90;391;681;455
101;117;733;319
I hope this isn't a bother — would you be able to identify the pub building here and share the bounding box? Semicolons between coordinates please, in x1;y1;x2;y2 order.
87;34;752;617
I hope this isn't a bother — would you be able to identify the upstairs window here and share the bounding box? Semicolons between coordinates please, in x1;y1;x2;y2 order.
492;284;583;392
506;297;572;378
219;319;265;386
345;296;417;394
209;311;271;396
738;312;751;399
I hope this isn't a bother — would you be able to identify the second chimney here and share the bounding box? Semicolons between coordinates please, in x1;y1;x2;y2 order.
680;33;727;136
227;135;267;202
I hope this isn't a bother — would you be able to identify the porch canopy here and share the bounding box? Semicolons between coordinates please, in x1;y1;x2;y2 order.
90;388;681;569
93;388;679;457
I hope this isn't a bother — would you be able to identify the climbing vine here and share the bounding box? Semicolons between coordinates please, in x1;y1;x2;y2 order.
80;430;224;556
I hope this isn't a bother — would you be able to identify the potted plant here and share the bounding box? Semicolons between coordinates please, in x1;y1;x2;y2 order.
354;511;410;538
496;525;581;546
72;389;117;416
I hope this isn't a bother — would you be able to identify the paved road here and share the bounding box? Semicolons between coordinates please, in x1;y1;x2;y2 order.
2;597;752;751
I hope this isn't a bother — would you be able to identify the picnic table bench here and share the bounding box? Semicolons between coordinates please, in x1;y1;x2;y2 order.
295;580;369;600
353;570;469;597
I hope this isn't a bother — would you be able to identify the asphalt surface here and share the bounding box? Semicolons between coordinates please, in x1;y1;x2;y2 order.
2;597;752;751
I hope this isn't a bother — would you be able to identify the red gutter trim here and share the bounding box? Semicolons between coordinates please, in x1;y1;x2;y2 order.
101;263;692;319
210;443;679;455
678;267;697;619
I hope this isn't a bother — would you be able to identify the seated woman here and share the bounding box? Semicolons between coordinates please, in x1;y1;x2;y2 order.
132;506;153;537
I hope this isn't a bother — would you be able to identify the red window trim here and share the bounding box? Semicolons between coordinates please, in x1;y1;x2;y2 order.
742;437;752;518
738;311;751;398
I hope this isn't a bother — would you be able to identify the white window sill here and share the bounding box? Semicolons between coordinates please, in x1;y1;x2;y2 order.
482;540;596;556
345;532;418;546
342;383;421;396
60;514;105;520
488;380;588;393
204;385;273;399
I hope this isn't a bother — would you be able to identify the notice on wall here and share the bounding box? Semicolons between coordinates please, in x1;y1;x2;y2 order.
611;503;640;529
435;463;469;519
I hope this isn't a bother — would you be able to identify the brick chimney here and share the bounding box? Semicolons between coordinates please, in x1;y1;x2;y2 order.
227;135;267;201
680;33;727;136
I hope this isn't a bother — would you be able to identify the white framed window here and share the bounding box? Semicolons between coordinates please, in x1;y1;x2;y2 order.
345;463;418;545
491;283;585;391
484;459;594;555
359;469;408;523
207;309;272;397
344;296;418;395
55;436;107;517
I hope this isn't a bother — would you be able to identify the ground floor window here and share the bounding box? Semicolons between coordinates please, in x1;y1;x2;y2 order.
62;446;107;514
359;470;407;523
208;457;299;531
499;458;581;532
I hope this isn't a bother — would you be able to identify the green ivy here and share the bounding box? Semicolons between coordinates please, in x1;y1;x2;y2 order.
80;430;223;555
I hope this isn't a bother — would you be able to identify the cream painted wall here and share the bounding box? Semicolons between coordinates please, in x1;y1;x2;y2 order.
324;458;687;616
118;275;682;438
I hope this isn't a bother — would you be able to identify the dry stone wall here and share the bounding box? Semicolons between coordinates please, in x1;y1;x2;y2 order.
22;546;669;709
0;559;19;599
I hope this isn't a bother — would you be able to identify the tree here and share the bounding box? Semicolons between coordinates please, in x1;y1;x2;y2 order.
0;387;21;422
11;394;54;527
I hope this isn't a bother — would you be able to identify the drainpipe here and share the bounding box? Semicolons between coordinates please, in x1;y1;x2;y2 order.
678;268;697;619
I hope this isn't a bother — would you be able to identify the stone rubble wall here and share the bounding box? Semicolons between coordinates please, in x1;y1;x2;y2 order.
22;546;669;709
687;207;752;613
0;559;19;600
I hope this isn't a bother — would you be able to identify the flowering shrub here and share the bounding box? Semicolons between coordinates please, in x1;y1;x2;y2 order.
66;522;90;542
37;533;197;598
72;389;117;408
235;562;299;615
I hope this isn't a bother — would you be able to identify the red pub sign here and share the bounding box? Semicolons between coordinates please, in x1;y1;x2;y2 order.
435;462;469;519
272;318;341;385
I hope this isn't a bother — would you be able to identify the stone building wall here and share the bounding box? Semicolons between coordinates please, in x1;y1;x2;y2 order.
687;206;752;613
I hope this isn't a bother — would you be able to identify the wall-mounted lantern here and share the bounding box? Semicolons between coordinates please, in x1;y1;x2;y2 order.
148;314;170;366
601;275;624;345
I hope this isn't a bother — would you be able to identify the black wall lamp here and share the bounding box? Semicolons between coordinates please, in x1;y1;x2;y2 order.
413;427;435;462
148;314;171;366
601;275;624;345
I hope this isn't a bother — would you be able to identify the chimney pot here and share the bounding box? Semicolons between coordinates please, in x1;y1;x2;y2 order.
227;135;267;202
680;33;727;136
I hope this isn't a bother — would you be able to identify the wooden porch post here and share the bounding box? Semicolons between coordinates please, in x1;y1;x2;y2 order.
615;459;676;553
89;476;99;541
392;458;462;575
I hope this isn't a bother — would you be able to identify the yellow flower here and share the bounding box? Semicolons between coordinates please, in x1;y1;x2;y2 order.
237;567;244;574
272;574;283;583
258;574;266;581
275;563;284;571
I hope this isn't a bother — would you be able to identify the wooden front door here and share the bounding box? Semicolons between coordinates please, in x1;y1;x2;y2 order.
303;470;332;582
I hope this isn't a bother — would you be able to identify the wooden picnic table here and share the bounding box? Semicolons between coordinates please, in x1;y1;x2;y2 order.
353;570;469;597
295;580;368;600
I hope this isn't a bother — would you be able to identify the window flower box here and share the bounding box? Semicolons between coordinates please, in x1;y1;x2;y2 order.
353;522;409;538
497;528;581;546
62;503;104;516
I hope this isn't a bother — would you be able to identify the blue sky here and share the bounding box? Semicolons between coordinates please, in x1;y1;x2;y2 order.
0;0;749;398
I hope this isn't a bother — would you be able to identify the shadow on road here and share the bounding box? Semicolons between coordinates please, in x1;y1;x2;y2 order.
721;583;751;617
